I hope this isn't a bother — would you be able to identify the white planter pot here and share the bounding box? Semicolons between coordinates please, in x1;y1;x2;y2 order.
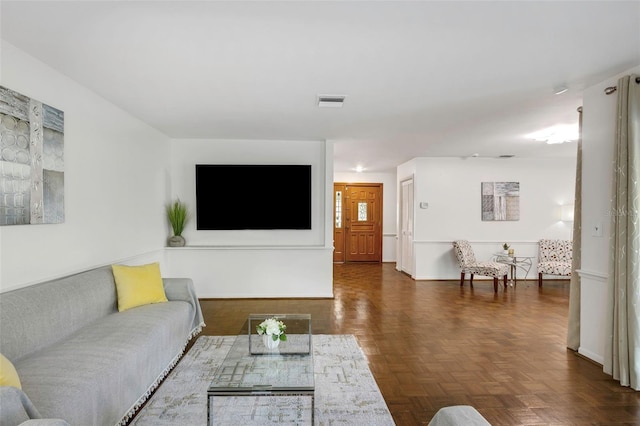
263;335;280;349
168;235;186;247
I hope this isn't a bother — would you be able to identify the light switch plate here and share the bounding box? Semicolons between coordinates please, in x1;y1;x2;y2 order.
593;222;603;237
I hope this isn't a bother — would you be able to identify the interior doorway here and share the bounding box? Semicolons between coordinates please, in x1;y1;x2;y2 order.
333;183;383;263
399;177;414;276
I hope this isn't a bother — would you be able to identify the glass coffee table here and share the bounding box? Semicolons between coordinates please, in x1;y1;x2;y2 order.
207;315;314;425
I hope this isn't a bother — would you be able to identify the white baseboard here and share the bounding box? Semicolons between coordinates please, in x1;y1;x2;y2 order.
578;347;604;365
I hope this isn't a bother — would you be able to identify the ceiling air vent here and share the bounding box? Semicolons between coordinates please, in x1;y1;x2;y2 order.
317;95;346;108
498;154;515;158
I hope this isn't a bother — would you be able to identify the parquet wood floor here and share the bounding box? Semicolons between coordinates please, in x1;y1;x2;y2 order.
197;263;640;425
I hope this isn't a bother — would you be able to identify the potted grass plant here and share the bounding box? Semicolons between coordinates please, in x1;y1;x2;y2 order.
166;199;189;247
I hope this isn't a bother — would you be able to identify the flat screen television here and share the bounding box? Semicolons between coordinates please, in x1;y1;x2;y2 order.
195;164;312;230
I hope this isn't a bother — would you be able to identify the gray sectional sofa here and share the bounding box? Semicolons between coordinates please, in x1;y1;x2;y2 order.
0;265;205;426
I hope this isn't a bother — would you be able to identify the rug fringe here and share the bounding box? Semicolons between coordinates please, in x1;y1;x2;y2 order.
116;323;205;425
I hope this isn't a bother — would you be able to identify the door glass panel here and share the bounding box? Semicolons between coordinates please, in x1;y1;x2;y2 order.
358;202;367;221
335;191;342;228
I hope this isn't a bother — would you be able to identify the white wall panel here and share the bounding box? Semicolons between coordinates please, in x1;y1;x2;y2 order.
166;246;333;298
577;269;608;364
398;157;576;280
413;240;542;281
169;138;327;247
0;42;170;291
166;138;334;298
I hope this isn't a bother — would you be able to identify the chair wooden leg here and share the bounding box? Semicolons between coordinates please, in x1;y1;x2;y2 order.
538;273;543;287
469;274;474;288
460;272;465;286
493;277;498;292
503;274;508;288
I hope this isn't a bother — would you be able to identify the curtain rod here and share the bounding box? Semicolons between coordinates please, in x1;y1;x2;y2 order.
605;76;640;95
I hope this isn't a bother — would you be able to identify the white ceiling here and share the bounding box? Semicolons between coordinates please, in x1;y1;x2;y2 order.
2;1;639;172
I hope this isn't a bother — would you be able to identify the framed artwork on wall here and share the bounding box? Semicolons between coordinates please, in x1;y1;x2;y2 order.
481;181;519;221
0;85;64;226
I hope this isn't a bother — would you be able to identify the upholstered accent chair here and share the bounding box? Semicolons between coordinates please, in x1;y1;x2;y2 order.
537;239;572;287
452;240;509;292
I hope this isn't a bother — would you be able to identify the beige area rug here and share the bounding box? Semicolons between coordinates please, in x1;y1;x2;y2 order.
130;334;395;425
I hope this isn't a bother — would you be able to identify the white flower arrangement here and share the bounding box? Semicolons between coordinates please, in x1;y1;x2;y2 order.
256;317;287;342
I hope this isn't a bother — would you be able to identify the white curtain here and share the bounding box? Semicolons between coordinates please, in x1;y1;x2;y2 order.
604;74;640;390
566;108;582;351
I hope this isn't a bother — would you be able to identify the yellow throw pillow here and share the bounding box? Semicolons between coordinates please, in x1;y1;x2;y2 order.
0;353;21;389
112;262;168;312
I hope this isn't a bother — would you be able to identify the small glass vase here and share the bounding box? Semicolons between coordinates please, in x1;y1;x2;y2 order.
263;335;280;349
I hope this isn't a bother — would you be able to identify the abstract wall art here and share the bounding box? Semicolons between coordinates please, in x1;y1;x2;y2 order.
481;181;519;221
0;86;64;226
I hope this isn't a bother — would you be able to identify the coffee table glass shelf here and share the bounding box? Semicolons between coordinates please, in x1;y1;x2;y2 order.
207;314;314;425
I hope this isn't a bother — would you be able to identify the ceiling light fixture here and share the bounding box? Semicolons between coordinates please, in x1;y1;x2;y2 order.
526;124;579;145
317;95;346;108
554;86;569;95
354;165;365;173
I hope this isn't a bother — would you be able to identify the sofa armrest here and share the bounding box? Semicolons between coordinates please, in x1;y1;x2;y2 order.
0;386;69;426
163;278;195;302
162;278;205;337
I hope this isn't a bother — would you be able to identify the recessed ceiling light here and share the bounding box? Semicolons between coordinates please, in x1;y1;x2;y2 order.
317;95;346;108
554;86;569;95
354;165;365;172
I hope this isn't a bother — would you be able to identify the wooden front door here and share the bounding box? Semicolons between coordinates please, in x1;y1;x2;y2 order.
333;183;383;262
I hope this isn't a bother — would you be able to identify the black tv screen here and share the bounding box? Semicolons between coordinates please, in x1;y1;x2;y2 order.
196;164;312;230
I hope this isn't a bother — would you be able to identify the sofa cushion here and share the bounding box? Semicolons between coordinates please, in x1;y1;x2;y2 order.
466;261;509;278
0;353;21;389
15;301;194;426
538;261;572;276
112;262;168;312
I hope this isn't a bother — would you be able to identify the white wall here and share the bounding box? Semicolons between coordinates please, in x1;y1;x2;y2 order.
169;139;327;246
578;65;640;364
167;246;333;298
165;138;334;298
0;42;170;291
334;171;397;262
398;157;576;280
